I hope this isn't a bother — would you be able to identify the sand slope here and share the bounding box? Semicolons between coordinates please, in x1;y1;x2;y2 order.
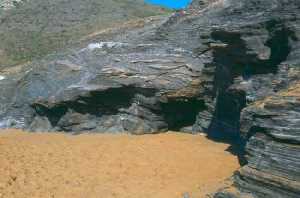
0;130;239;198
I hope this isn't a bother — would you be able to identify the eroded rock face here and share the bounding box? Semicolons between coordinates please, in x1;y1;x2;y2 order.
155;0;300;197
0;16;207;134
237;83;300;197
190;0;300;197
0;0;300;196
215;83;300;198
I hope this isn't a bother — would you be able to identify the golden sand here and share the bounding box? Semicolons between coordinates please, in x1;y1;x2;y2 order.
0;129;239;198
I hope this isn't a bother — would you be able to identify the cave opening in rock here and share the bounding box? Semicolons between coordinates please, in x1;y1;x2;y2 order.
31;86;206;133
161;98;205;131
32;104;68;127
31;86;158;131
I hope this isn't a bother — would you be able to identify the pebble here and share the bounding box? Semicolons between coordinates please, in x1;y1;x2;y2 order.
182;192;190;198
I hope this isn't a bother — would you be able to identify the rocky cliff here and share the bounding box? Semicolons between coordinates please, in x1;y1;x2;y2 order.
0;14;206;134
0;0;299;197
184;0;299;197
215;83;300;198
237;83;300;197
157;2;300;196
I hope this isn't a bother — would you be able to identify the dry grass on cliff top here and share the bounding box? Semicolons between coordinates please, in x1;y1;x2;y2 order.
0;129;239;198
0;0;170;68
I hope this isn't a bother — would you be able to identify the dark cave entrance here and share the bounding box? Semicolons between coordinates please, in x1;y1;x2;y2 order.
31;86;206;133
161;98;205;131
31;86;158;131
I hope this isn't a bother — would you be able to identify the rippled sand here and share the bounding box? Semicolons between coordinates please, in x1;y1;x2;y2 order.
0;129;239;198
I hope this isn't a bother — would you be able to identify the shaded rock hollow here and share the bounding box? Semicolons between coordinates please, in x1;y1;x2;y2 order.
0;0;300;198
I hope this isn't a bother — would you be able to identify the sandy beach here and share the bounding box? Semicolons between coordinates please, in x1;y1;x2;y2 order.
0;130;239;198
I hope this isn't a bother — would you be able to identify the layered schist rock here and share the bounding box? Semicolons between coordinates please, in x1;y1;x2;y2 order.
0;16;206;134
0;0;300;196
186;0;300;197
156;0;300;197
0;1;234;134
159;0;300;138
215;83;300;198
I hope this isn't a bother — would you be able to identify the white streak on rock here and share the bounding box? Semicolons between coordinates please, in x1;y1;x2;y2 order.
86;42;128;51
0;75;6;81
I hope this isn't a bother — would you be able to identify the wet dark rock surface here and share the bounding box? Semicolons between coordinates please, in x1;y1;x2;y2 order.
0;0;300;197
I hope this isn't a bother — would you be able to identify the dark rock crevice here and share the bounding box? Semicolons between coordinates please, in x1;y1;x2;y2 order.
161;98;205;131
210;21;293;80
207;20;294;140
194;18;297;174
262;20;294;74
206;31;249;140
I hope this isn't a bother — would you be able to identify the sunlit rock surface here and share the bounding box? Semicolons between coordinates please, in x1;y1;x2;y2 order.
0;0;300;197
0;16;205;134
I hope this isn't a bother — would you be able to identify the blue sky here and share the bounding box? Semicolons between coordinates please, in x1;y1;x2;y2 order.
145;0;192;9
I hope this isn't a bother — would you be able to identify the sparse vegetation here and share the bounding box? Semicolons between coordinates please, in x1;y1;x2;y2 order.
0;0;170;68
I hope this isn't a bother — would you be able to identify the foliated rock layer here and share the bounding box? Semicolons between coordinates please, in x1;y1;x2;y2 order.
0;1;300;197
